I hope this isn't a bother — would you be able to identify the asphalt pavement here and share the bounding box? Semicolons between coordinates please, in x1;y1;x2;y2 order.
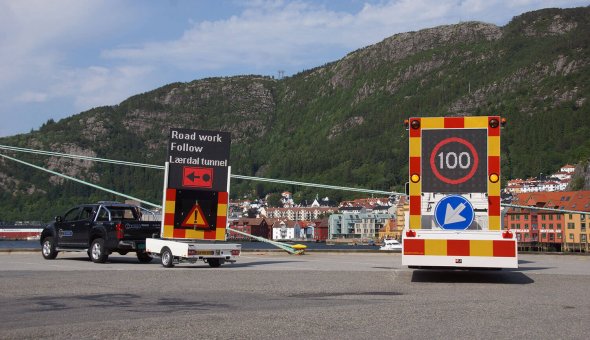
1;252;589;339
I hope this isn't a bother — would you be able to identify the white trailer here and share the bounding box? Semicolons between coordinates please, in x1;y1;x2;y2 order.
146;128;241;268
146;238;240;267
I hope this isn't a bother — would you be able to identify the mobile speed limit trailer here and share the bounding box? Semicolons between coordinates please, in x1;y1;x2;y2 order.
145;128;240;268
402;116;517;269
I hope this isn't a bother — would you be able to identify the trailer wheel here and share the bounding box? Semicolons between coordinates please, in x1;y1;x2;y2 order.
136;250;153;263
90;238;109;263
41;237;58;260
160;247;174;268
207;258;222;268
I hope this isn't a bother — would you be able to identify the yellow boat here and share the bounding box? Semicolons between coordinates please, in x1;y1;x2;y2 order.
291;244;307;250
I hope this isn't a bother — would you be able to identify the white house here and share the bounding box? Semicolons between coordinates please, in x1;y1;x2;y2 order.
272;221;295;240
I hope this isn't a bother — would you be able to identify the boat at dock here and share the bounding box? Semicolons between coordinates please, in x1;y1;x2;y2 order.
0;224;43;240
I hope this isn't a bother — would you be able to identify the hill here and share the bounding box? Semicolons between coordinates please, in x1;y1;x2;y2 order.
0;6;589;221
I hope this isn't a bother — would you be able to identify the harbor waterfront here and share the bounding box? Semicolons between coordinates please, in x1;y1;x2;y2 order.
1;252;589;339
0;240;382;252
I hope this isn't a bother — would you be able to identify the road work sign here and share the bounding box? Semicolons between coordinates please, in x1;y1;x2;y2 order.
407;116;502;231
161;128;231;240
167;128;230;192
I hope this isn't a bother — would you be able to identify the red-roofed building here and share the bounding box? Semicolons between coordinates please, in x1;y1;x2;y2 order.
269;219;316;240
505;164;575;194
504;191;590;252
228;218;270;240
339;197;392;210
313;218;329;242
561;164;576;173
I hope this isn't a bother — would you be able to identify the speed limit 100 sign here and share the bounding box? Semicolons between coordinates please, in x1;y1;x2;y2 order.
421;129;487;193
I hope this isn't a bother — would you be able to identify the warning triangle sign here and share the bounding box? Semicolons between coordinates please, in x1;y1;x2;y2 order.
181;203;209;228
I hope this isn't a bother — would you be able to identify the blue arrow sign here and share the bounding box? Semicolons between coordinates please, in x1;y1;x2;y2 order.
434;195;475;230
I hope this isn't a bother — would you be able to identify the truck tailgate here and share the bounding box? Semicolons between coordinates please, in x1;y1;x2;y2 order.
118;222;160;240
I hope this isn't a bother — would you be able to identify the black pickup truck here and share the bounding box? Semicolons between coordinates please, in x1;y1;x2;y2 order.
40;202;161;263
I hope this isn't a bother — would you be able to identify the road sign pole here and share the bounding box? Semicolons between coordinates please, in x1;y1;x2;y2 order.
160;162;170;237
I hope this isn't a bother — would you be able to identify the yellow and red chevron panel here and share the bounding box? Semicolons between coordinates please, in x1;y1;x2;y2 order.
408;116;501;230
404;238;516;257
162;188;228;241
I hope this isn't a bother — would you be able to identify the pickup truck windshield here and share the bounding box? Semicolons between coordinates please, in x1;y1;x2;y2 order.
96;206;139;221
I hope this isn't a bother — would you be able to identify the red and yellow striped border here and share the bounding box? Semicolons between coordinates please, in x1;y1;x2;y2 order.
162;188;228;240
404;238;515;257
408;116;501;230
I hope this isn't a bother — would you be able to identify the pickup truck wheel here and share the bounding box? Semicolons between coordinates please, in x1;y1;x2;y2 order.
207;258;222;268
41;237;58;260
136;251;153;263
90;238;109;263
161;247;174;268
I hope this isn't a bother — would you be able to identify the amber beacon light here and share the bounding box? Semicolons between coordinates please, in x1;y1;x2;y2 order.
411;174;420;183
489;118;499;128
489;173;499;183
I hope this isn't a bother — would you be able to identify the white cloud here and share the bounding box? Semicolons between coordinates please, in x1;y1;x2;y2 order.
15;91;48;103
0;1;111;84
73;65;154;109
103;1;358;71
102;0;590;77
0;0;137;135
0;0;588;137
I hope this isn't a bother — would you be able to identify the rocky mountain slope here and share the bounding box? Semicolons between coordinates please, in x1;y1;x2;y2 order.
0;6;589;220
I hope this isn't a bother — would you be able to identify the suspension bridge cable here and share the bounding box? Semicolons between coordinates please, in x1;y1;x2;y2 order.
501;203;590;215
1;144;588;214
0;153;161;209
0;152;304;253
0;144;163;169
230;174;397;195
0;144;402;196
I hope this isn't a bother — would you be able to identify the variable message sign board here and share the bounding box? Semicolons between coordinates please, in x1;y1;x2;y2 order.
167;128;230;192
161;128;231;240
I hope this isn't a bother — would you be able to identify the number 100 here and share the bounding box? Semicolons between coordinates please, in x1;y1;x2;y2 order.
437;151;471;169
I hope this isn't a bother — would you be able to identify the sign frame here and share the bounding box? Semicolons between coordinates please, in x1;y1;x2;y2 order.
167;128;230;192
160;128;232;241
408;116;502;231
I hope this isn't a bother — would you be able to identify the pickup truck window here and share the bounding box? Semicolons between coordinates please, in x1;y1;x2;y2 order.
80;207;94;221
96;208;110;221
109;207;138;220
63;208;81;222
97;206;139;221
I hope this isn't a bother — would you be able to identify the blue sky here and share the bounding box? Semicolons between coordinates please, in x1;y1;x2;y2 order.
0;0;588;137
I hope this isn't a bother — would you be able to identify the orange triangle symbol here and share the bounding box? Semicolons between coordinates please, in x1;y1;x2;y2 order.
181;203;208;228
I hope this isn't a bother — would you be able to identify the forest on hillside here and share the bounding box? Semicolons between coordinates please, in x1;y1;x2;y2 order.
0;7;589;221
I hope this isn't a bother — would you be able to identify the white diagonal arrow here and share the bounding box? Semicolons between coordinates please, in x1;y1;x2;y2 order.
444;202;466;225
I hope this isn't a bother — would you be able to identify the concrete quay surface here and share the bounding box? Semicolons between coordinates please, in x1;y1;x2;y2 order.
1;252;589;339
